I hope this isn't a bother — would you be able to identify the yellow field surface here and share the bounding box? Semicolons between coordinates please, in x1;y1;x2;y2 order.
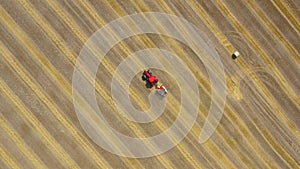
0;0;299;168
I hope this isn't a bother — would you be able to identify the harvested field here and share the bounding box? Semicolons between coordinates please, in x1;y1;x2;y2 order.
0;0;299;168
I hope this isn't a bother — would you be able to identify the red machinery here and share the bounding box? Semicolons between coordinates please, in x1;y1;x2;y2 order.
142;70;158;87
142;70;168;96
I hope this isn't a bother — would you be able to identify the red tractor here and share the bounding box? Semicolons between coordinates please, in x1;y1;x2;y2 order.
142;70;158;88
142;70;168;96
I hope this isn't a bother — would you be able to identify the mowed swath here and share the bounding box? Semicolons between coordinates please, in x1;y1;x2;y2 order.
0;0;299;169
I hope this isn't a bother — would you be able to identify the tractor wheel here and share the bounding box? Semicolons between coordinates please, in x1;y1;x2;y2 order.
147;70;152;75
142;74;147;81
145;81;153;88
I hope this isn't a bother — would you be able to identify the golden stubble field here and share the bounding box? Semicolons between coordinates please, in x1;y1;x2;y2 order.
0;0;299;168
